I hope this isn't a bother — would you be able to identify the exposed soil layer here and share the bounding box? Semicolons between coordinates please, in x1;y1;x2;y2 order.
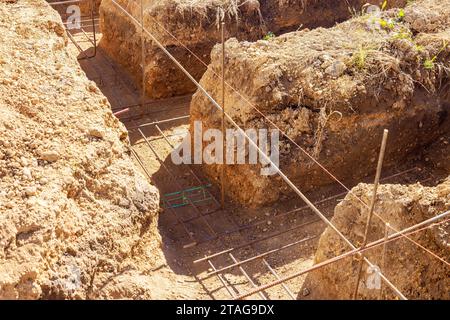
78;0;102;15
98;0;406;99
190;0;450;207
0;0;177;300
304;177;450;299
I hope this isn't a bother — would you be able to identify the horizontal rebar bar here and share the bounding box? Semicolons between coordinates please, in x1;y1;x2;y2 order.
194;217;327;264
206;234;319;277
128;115;190;130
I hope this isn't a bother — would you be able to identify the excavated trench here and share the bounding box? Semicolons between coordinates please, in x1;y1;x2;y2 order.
191;0;450;207
0;0;448;300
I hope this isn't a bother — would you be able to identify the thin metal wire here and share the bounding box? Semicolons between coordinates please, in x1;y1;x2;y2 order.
353;129;389;299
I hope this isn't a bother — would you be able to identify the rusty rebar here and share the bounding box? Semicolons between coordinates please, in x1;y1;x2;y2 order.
353;129;389;300
379;223;390;299
220;19;226;210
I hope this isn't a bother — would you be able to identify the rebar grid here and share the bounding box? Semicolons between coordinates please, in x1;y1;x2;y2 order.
132;122;268;299
154;124;298;299
121;0;450;268
109;0;408;300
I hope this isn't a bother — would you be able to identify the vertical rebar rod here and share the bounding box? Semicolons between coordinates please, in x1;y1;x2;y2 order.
90;0;96;57
220;19;226;209
140;0;146;107
353;129;389;299
379;222;390;300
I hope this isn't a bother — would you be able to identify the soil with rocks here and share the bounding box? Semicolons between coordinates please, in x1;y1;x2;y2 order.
303;177;449;299
190;0;450;207
0;0;183;300
98;0;406;99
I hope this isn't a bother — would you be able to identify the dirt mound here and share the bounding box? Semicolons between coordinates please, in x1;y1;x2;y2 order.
303;178;450;299
98;0;406;99
190;0;450;207
0;0;167;299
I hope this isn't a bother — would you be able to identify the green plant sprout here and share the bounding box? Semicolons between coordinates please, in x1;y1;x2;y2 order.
423;40;448;70
353;45;369;69
397;8;405;21
263;31;275;41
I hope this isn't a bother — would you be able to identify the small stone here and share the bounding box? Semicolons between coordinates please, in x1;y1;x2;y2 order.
88;127;105;139
41;151;60;162
325;60;347;78
302;288;310;296
118;198;130;208
19;157;28;166
22;167;32;179
24;186;37;197
267;220;272;225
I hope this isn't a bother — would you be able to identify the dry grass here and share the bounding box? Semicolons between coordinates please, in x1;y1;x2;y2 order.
173;0;262;27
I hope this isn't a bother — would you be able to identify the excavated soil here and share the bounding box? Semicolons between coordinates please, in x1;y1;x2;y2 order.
304;177;450;299
0;0;192;300
98;0;407;99
191;0;450;207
